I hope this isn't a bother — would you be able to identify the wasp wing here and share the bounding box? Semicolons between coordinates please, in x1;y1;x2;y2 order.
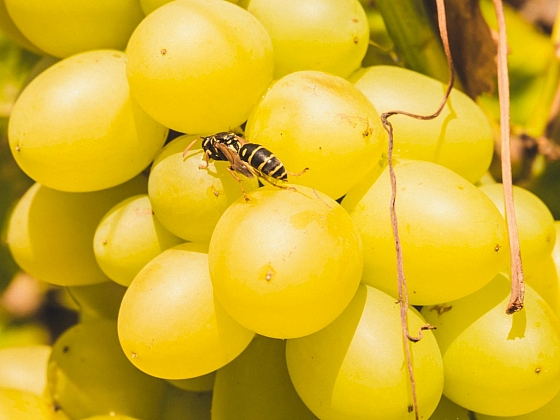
215;142;255;178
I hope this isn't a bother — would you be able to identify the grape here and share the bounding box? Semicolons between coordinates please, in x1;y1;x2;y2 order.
159;385;211;420
350;65;494;183
428;395;471;420
66;281;128;320
80;416;139;420
522;256;560;316
126;0;274;134
8;49;167;192
6;176;147;286
140;0;241;16
4;0;144;58
343;159;507;305
286;284;443;420
117;242;255;379
0;388;53;419
421;274;560;416
479;183;556;264
212;335;318;419
475;386;560;419
244;70;386;200
0;0;42;53
93;194;184;286
47;319;167;419
167;372;216;393
246;0;369;79
0;345;51;396
209;185;363;339
148;135;258;243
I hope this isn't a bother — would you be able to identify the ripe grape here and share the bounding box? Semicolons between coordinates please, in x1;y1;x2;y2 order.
0;0;42;53
343;159;507;305
117;242;255;379
148;135;258;243
247;0;369;79
244;70;386;199
286;284;443;420
0;388;53;419
7;176;147;286
475;386;560;419
212;335;318;419
93;194;184;286
4;0;144;58
8;50;167;192
0;345;51;396
208;185;363;339
422;274;560;416
351;65;494;183
126;0;274;134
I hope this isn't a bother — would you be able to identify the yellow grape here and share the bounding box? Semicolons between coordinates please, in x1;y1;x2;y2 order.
522;256;560;316
247;0;369;79
66;281;128;321
47;319;166;419
475;386;560;419
118;242;254;379
0;345;51;396
244;70;386;199
0;388;53;419
212;335;318;419
4;0;143;58
126;0;274;134
80;416;139;420
422;274;560;416
209;185;363;339
0;0;42;53
140;0;240;15
167;373;216;393
479;183;556;264
148;135;258;243
343;159;507;305
93;194;183;286
7;177;147;286
286;284;443;420
8;50;167;192
351;65;494;183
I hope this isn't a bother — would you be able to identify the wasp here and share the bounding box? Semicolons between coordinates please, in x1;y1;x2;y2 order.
183;131;307;200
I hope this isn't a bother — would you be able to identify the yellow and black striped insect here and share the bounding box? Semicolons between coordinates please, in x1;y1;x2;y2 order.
182;131;244;169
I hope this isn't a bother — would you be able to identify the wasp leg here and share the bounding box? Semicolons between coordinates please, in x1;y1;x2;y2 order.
287;167;309;178
258;174;297;192
199;150;212;170
226;166;250;201
182;137;201;159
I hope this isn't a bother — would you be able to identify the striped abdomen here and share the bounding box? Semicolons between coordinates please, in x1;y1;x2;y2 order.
239;143;288;181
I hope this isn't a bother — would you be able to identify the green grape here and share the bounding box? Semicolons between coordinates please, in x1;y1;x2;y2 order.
47;319;166;419
350;65;494;183
428;395;471;420
126;0;274;134
159;385;211;420
8;50;167;192
167;372;216;393
140;0;240;15
66;281;128;320
475;385;560;419
244;70;386;200
522;256;560;317
0;0;43;53
4;0;143;58
148;135;258;243
343;159;507;305
246;0;369;79
421;274;560;417
0;324;50;349
118;242;254;379
286;284;443;420
208;185;363;339
0;345;51;396
7;176;147;286
93;194;184;286
478;183;556;264
0;388;54;419
80;416;139;420
212;335;318;419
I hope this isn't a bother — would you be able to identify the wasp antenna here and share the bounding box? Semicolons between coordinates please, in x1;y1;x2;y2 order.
182;137;201;158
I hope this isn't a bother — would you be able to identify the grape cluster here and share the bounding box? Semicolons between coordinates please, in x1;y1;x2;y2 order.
2;0;560;419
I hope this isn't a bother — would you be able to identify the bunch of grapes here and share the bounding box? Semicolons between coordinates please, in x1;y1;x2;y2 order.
2;0;560;419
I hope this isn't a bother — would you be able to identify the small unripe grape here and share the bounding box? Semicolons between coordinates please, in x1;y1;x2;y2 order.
422;274;560;416
8;50;167;192
286;284;443;420
244;70;386;199
126;0;274;133
148;135;258;243
7;177;147;286
343;159;507;305
209;185;363;339
5;0;144;58
247;0;369;79
93;194;184;286
351;65;494;183
118;243;254;379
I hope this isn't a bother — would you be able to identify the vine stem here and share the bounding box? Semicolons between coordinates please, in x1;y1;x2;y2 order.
492;0;524;314
380;1;453;418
